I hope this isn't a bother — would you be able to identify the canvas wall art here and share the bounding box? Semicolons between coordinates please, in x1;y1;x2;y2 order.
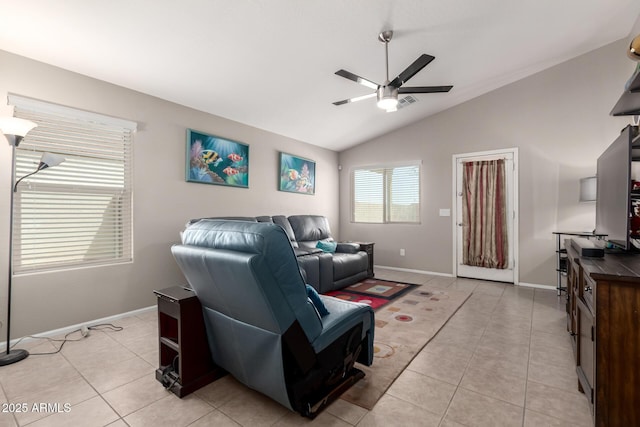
186;129;249;188
279;152;315;194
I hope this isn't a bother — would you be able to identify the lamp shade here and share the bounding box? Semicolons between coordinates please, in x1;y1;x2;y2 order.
0;117;37;138
579;176;597;202
39;152;65;169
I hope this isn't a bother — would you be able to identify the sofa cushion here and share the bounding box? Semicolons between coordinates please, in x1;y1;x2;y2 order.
273;215;299;248
306;284;330;317
332;252;369;281
316;240;337;253
288;215;332;242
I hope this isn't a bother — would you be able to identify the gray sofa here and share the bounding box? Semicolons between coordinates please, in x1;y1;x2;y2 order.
188;215;371;293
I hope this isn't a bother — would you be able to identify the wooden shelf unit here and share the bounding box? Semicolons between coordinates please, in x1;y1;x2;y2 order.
154;286;224;397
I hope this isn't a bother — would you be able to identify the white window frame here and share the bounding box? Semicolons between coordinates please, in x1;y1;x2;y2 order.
8;94;137;274
351;161;421;224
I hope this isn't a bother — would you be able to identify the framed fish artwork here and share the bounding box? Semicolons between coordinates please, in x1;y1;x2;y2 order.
279;152;315;195
186;129;249;188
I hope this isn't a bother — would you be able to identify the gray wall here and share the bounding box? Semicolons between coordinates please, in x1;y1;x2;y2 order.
338;38;634;286
0;50;339;337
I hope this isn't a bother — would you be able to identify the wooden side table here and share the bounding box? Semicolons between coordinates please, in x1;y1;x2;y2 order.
356;242;375;278
154;286;225;397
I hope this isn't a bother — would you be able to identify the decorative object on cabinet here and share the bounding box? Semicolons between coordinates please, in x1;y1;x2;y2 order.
186;129;249;188
570;238;604;258
565;243;640;427
552;231;606;296
279;152;316;194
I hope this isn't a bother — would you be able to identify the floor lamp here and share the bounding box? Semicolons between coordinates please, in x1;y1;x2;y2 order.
0;117;65;366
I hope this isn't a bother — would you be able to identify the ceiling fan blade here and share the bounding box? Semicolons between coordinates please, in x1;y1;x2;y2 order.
389;54;435;88
332;93;376;106
398;85;453;94
335;69;379;90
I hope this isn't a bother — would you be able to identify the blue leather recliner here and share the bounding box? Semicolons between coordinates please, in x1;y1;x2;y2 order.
171;220;374;418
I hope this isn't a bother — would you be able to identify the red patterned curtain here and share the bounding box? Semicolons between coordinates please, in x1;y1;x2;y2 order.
462;159;508;269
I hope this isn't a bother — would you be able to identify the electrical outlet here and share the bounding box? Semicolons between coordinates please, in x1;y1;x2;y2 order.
81;325;90;337
400;248;405;256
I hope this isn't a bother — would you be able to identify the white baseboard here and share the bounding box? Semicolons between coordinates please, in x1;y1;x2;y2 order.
518;282;556;291
376;265;555;291
375;265;454;277
1;305;156;348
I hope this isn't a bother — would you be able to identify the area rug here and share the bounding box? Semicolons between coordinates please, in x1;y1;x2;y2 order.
338;285;472;410
325;278;418;310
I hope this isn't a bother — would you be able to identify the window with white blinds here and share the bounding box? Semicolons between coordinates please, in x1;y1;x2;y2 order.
9;95;136;274
352;164;421;223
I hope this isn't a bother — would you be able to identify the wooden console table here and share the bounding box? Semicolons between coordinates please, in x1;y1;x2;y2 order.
565;243;640;426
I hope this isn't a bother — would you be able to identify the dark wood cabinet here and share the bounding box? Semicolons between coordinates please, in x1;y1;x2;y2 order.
566;244;640;426
154;286;224;397
566;252;581;359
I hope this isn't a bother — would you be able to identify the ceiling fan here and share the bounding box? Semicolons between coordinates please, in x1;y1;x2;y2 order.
333;30;453;112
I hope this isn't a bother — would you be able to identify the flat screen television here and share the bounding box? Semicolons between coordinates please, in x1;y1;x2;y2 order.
595;125;634;250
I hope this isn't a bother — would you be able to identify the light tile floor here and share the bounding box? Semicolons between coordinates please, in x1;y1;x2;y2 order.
0;268;593;426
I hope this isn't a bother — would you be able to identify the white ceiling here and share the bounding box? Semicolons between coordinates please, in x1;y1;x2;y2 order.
1;1;639;151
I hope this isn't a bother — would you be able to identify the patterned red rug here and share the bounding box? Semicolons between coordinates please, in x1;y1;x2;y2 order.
324;278;418;310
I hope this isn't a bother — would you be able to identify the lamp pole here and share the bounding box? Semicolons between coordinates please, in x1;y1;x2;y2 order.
0;116;39;366
1;135;28;365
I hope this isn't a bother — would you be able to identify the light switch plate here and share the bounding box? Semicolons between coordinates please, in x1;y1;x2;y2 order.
439;209;451;217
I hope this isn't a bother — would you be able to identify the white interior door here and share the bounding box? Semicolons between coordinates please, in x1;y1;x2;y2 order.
453;149;518;284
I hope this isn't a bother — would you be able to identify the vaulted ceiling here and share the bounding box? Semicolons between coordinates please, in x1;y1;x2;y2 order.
1;1;639;151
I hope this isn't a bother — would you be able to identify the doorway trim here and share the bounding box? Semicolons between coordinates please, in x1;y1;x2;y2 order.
452;148;519;285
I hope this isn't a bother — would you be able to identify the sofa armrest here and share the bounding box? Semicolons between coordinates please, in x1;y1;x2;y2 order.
336;242;360;254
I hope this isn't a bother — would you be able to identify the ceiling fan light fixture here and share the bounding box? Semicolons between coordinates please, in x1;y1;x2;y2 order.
377;84;398;110
377;97;398;110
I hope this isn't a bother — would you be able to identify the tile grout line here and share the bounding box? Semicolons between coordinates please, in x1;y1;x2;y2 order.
437;278;483;427
520;288;536;427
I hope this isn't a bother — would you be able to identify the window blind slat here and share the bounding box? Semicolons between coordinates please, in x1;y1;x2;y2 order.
12;101;133;274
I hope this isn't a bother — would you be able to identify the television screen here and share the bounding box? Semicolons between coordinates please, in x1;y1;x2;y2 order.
596;126;632;249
